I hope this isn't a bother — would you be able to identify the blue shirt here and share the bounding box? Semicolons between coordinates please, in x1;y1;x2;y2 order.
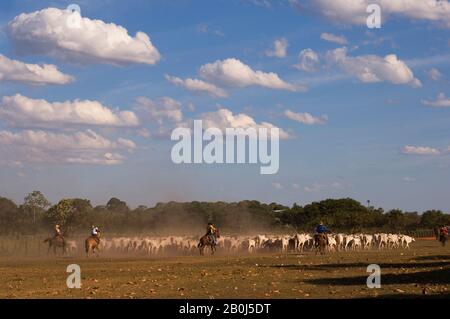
316;225;328;233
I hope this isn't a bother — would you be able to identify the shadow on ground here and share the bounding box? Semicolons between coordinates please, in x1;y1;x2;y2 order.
270;261;450;270
298;267;450;286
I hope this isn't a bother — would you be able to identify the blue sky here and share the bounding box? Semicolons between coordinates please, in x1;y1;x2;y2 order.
0;0;449;212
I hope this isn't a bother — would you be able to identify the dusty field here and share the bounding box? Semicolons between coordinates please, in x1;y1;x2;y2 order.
0;239;449;299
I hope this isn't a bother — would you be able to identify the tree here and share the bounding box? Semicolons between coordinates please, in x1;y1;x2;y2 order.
106;197;129;212
23;191;51;224
385;209;405;231
45;199;75;228
421;210;445;228
0;197;19;233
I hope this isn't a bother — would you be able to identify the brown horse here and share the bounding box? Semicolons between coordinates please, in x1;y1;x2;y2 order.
314;233;328;255
85;233;101;257
44;236;67;255
435;227;449;246
439;231;449;247
198;229;220;255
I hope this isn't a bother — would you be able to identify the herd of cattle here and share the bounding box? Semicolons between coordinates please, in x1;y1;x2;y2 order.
65;233;416;255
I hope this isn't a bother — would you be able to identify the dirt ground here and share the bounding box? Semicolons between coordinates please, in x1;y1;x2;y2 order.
0;239;449;299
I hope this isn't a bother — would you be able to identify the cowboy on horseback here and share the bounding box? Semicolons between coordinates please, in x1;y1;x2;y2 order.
54;224;65;243
315;221;329;234
91;225;100;238
43;224;66;255
314;221;329;246
440;225;449;236
206;222;218;245
85;225;101;257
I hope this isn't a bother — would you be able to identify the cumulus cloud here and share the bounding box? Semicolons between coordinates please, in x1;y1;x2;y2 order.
297;0;450;28
0;129;135;165
428;68;442;81
320;32;348;45
134;97;185;138
284;109;328;125
401;145;441;155
7;8;161;65
293;49;320;72
200;108;290;139
422;93;450;108
165;75;228;98
326;47;421;87
265;38;289;58
0;129;135;150
0;54;74;85
199;58;302;91
0;94;139;128
135;96;183;124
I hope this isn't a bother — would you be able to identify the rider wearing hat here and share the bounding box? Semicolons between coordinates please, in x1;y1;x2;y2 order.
54;224;62;237
314;221;329;246
315;221;329;234
206;222;218;245
91;225;100;238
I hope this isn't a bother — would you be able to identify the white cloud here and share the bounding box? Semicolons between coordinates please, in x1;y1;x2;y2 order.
284;109;328;125
196;24;224;37
292;183;300;189
265;38;288;58
165;75;228;98
8;8;161;65
134;97;185;138
272;182;283;189
326;47;421;87
293;49;320;72
320;32;348;45
402;145;441;155
0;129;135;151
0;129;135;165
422;93;450;108
200;108;290;139
245;0;272;8
199;58;302;91
300;0;450;28
428;68;442;81
135;97;183;124
0;54;73;85
137;128;151;138
0;94;139;128
304;181;349;192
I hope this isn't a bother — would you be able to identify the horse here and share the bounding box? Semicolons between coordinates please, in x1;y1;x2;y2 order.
198;229;220;255
438;230;449;247
434;227;440;240
314;233;328;255
43;235;67;256
85;232;101;257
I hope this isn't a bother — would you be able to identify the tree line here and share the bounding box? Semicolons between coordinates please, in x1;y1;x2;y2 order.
0;192;449;235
